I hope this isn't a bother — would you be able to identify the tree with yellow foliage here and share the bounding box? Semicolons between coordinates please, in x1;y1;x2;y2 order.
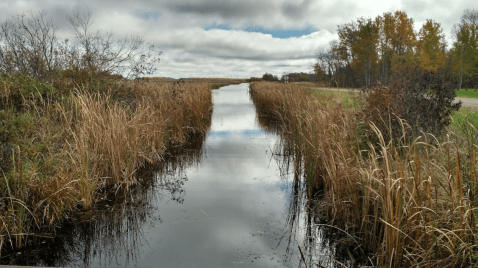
416;19;447;72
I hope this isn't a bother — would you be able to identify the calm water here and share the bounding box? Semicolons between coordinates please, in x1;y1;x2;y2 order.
2;83;352;267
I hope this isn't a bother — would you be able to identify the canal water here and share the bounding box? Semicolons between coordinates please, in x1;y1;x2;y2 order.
2;83;352;267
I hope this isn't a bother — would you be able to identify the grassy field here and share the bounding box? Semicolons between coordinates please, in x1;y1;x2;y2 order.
456;89;478;98
308;88;362;112
0;75;213;253
250;81;478;267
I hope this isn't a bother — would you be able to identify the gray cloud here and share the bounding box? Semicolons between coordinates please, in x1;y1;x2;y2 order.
169;1;271;20
282;0;314;20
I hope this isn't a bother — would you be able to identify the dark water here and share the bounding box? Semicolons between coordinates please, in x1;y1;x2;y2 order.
2;83;354;267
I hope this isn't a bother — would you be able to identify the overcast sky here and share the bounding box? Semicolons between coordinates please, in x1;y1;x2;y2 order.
0;0;475;78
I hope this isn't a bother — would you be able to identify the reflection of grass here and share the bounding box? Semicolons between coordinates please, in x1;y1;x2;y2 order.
451;108;478;130
456;89;478;98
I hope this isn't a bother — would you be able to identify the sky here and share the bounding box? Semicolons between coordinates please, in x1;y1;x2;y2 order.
0;0;475;79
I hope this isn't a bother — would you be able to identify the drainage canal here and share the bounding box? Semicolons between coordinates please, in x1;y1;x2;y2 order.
2;83;352;267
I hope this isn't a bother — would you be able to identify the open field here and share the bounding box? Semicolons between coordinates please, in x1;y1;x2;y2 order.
0;76;213;253
149;77;249;89
456;89;478;99
250;81;478;267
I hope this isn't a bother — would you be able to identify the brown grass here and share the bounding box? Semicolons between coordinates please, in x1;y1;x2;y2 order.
250;81;478;267
0;81;212;253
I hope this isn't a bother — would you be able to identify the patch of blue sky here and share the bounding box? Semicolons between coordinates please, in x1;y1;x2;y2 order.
134;11;160;21
204;23;317;39
243;25;317;38
204;23;231;31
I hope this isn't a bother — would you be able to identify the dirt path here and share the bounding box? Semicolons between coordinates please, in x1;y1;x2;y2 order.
308;87;478;110
456;97;478;110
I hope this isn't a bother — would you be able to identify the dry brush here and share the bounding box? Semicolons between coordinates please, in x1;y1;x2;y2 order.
0;80;212;253
250;81;478;267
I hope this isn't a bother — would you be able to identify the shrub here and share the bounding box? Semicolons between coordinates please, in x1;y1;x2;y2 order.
361;65;462;143
261;73;279;81
0;73;55;111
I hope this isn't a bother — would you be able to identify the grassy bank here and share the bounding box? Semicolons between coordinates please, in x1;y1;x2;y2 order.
250;81;478;267
0;75;212;253
451;108;478;130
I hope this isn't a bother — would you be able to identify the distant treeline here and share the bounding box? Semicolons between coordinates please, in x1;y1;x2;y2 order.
253;72;319;83
314;9;478;89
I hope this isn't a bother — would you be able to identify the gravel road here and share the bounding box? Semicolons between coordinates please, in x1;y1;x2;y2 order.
456;97;478;110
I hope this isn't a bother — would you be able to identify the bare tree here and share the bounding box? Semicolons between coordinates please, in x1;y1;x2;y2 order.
461;8;478;27
315;40;348;87
0;10;162;82
0;11;59;81
67;10;161;79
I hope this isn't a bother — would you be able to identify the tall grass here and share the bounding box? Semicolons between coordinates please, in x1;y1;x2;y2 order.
70;82;212;187
250;81;478;267
0;79;212;253
451;108;478;130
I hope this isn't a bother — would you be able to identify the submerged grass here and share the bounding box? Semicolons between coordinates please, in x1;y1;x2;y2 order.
250;81;478;267
0;77;212;254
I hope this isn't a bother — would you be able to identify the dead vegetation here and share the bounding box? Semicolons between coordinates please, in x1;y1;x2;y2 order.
0;78;212;254
250;81;478;267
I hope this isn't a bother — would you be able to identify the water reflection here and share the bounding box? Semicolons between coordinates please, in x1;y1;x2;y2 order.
255;113;360;267
272;146;357;268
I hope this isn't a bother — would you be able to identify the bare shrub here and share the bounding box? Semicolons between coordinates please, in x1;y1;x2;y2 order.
361;65;462;145
0;10;161;85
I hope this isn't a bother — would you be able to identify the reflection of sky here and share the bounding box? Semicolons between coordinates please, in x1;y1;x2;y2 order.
135;83;304;267
208;129;264;139
79;83;306;268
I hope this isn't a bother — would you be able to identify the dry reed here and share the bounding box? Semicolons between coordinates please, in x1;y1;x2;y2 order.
0;81;212;253
250;81;478;267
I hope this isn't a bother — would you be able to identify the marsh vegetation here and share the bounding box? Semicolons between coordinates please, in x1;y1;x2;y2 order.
0;77;213;255
250;81;478;267
1;131;208;266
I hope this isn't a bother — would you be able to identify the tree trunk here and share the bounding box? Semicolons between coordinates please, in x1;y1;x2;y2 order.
459;61;464;90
